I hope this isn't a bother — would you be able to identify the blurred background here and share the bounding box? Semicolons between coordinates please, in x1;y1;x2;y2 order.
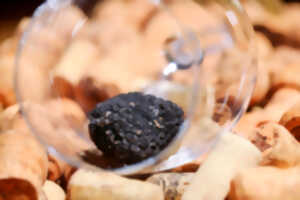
2;0;300;123
0;0;44;41
1;0;300;44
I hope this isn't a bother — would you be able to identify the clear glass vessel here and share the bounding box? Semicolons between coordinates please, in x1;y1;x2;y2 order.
15;0;257;174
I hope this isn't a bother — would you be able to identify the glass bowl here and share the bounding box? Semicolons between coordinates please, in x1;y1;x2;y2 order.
15;0;257;174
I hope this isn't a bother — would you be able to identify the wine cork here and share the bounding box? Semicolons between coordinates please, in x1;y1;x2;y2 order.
147;173;194;200
43;180;66;200
279;100;300;141
182;132;261;200
67;169;164;200
0;130;48;200
228;166;300;200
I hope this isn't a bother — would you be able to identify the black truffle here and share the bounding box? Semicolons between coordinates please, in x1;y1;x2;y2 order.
88;92;184;164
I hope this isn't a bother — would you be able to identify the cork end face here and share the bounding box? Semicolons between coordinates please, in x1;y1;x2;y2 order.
0;178;38;200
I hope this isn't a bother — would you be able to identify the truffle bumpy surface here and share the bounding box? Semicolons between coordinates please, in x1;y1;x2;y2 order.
88;92;184;164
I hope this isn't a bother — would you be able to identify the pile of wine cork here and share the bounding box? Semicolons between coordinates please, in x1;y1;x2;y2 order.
0;1;300;199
